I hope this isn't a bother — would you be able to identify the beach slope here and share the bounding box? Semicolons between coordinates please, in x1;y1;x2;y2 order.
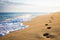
0;12;60;40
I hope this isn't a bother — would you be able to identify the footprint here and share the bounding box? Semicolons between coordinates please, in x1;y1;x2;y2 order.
45;24;48;26
49;20;52;23
50;16;54;20
43;33;49;37
47;27;51;29
43;33;55;39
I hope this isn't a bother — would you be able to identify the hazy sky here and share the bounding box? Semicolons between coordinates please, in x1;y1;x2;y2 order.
0;0;60;12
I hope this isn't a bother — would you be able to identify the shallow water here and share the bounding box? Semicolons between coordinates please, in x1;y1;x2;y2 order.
0;12;51;21
0;13;32;37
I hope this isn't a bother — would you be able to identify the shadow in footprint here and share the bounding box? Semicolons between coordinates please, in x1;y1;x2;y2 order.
45;24;48;26
47;27;51;29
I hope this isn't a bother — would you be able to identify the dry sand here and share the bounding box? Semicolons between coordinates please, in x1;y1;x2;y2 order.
0;12;60;40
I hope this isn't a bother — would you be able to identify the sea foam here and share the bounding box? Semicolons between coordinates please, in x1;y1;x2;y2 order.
0;14;32;37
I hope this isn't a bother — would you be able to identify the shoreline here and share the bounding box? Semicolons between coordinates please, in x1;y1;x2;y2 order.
0;12;60;40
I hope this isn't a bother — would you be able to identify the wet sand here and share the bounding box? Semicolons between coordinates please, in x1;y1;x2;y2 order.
0;12;60;40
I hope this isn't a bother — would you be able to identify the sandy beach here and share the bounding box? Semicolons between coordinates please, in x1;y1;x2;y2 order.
0;12;60;40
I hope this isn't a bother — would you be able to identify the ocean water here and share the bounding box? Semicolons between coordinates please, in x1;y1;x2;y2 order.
0;12;26;21
0;12;50;21
0;12;33;36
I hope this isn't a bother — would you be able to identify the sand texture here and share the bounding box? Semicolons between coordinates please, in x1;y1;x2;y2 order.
0;12;60;40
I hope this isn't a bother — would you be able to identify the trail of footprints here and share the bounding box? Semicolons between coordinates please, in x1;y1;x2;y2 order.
43;16;54;39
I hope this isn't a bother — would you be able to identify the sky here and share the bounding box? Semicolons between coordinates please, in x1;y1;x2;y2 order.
0;0;60;12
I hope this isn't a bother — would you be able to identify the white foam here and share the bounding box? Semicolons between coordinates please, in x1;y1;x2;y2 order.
0;14;32;36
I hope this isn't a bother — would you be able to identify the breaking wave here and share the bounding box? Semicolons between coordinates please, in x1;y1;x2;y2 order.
0;14;32;37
